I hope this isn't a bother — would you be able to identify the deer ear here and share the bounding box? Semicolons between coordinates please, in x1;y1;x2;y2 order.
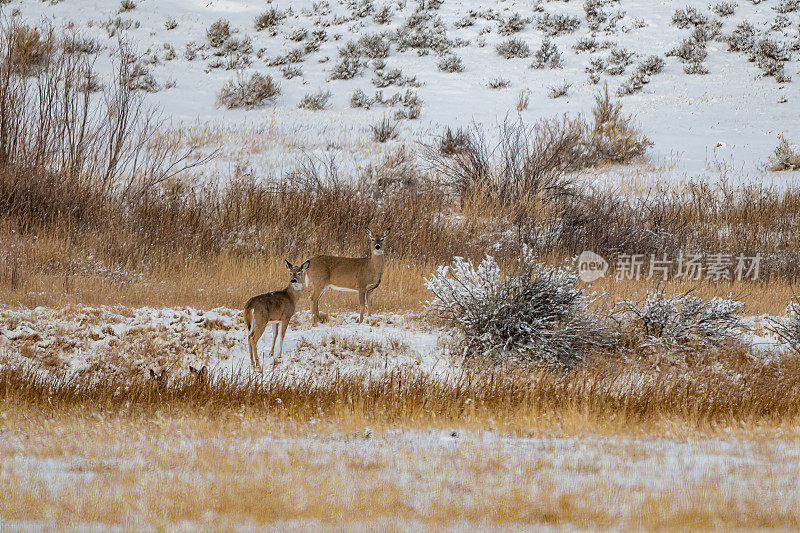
284;259;293;269
200;366;208;379
300;259;311;271
150;369;156;378
189;366;198;374
365;228;373;238
382;227;391;238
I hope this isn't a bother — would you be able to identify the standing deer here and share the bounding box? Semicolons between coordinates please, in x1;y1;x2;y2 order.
243;259;310;371
305;228;390;326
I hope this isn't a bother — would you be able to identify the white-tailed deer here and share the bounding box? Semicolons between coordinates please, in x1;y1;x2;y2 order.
243;259;310;371
189;365;208;384
306;228;390;326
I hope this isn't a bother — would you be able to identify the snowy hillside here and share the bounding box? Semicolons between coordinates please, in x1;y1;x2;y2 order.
6;0;800;181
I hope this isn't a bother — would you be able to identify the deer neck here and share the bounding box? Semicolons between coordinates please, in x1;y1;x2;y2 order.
285;283;302;303
370;251;386;275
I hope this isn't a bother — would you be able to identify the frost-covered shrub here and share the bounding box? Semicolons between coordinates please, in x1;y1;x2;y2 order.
207;19;231;48
712;2;737;17
749;38;792;81
287;28;307;42
359;33;390;58
164;17;178;30
548;81;571;98
281;64;302;79
372;67;418;88
255;8;285;32
530;39;562;69
425;251;611;367
184;41;199;61
617;56;664;95
536;13;581;37
671;7;709;29
488;77;510;89
349;0;375;18
574;36;615;54
438;126;470;156
726;21;757;52
498;13;528;36
395;9;452;55
767;300;800;352
217;72;279;109
370;116;399;142
118;0;135;13
373;5;393;24
775;0;799;13
605;47;633;75
618;291;745;349
123;58;159;92
438;53;464;72
496;38;530;59
684;60;709;74
586;56;605;83
584;0;625;33
330;42;363;80
350;88;374;109
298;90;331;110
667;37;707;63
768;135;800;171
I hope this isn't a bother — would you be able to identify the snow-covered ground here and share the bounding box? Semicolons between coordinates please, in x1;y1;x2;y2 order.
6;0;800;182
0;303;787;381
0;305;453;380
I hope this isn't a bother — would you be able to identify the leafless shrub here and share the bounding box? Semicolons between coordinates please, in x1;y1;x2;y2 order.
767;299;800;352
164;17;178;30
437;127;471;156
535;13;580;37
281;64;302;79
775;0;799;13
530;39;562;69
437;53;464;72
358;33;390;58
748;38;792;81
217;72;279;109
712;2;737;16
726;21;757;52
497;38;530;59
298;90;332;110
605;47;633;75
373;5;393;24
395;9;452;55
426;251;612;367
255;8;285;32
516;89;531;110
350;88;374;109
370;116;400;142
768;136;800;171
548;81;571;98
498;13;528;36
118;0;136;13
206;19;231;48
488;77;510;89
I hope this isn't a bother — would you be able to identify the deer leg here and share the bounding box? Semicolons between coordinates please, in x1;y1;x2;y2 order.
366;290;375;317
358;290;366;324
268;322;278;357
277;319;289;359
311;285;329;326
249;320;267;372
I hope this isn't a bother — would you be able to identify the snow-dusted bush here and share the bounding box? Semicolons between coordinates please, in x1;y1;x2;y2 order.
330;42;363;80
496;38;530;59
667;37;707;64
775;0;799;13
281;64;302;79
498;13;528;36
712;2;737;17
767;300;800;352
530;39;562;69
438;54;464;72
298;90;331;110
605;47;633;75
287;28;307;42
548;81;571;98
425;251;611;366
372;67;418;88
638;55;666;76
584;0;625;33
370;116;399;142
488;77;510;89
206;19;231;48
768;136;800;171
395;9;451;55
749;38;792;81
726;21;757;52
359;33;391;59
536;13;581;37
373;5;393;24
255;8;285;32
217;72;279;109
118;0;136;13
586;57;606;84
164;17;177;30
350;88;374;109
618;291;746;349
671;7;709;29
124;59;159;92
617;56;664;96
438;126;470;156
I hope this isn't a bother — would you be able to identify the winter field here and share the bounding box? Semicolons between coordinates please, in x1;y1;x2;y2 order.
2;0;800;530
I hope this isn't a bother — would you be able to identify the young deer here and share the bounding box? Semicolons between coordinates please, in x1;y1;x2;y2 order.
243;259;310;371
305;228;390;326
